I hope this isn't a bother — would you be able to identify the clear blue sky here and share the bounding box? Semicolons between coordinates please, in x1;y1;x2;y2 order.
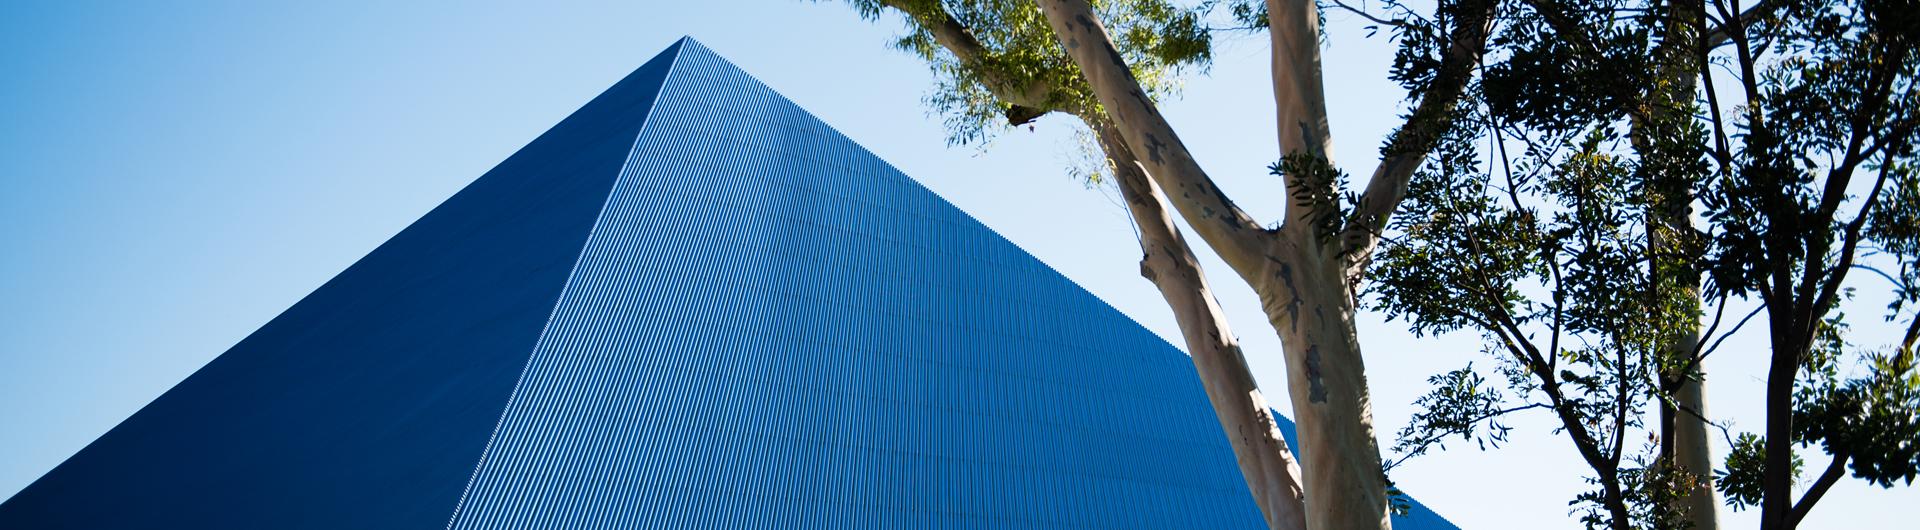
0;1;1908;527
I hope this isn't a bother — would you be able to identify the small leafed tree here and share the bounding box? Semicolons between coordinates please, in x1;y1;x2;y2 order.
1370;0;1735;528
828;1;1500;530
1697;1;1920;529
1371;1;1920;530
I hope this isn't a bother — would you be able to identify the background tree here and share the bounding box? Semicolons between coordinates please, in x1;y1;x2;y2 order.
1372;1;1725;528
1370;1;1920;530
1701;1;1919;529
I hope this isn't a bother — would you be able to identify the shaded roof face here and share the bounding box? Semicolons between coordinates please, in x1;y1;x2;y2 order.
0;38;1456;530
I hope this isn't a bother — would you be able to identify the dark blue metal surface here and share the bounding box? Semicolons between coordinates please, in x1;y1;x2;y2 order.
0;41;680;530
2;38;1458;529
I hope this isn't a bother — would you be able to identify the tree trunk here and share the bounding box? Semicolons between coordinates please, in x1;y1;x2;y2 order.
1257;231;1393;530
1666;348;1719;530
1099;125;1308;530
1759;317;1802;530
1647;3;1718;527
1036;2;1492;529
1647;120;1718;530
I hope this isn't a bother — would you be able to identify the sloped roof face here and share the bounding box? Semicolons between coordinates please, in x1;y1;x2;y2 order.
2;38;1456;530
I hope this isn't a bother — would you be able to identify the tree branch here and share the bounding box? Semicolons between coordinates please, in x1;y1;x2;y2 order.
1687;301;1765;379
1266;0;1334;159
1340;0;1501;274
1805;154;1900;337
1789;452;1849;526
878;0;1059;121
1266;0;1343;232
1327;0;1414;30
1701;0;1782;49
1385;402;1550;472
1099;122;1309;530
1038;0;1274;279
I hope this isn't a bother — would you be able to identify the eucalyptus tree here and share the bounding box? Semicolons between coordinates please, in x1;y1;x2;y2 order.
1369;1;1920;530
832;1;1500;530
1042;2;1501;529
831;2;1311;529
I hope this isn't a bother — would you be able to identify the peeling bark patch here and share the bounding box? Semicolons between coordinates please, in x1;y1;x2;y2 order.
1208;182;1233;206
1144;133;1167;164
1297;121;1318;154
1128;88;1152;111
1139;258;1158;282
1272;258;1304;333
1304;345;1328;403
1073;14;1099;34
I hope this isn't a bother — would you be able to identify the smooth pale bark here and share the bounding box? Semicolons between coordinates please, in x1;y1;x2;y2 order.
1100;125;1308;530
1670;371;1717;529
1038;3;1393;529
1646;3;1719;526
1260;232;1393;530
1265;0;1333;166
1039;2;1495;529
1036;1;1271;278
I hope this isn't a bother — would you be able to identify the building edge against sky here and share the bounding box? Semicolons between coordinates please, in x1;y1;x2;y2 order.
0;38;1457;529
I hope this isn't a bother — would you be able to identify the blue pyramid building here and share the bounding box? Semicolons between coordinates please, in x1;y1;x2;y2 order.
0;39;1456;529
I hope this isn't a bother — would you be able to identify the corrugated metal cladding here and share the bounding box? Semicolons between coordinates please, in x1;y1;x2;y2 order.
2;37;1459;529
0;42;680;529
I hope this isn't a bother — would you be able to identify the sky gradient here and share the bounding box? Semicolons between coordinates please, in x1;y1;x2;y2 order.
1;1;1910;528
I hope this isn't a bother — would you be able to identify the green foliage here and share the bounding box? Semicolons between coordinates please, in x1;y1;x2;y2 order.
1691;0;1920;518
825;0;1920;526
1389;364;1516;465
1700;0;1920;301
1717;433;1801;511
837;0;1214;146
1273;151;1352;243
1792;316;1920;488
1478;0;1648;134
1370;0;1920;525
1583;457;1704;530
1866;161;1920;313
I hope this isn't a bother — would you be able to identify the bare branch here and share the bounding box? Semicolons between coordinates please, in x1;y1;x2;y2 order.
1691;302;1765;372
1849;264;1910;293
1327;0;1413;30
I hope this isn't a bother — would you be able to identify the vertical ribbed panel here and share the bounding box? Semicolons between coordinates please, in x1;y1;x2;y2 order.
0;42;681;529
448;40;1273;530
